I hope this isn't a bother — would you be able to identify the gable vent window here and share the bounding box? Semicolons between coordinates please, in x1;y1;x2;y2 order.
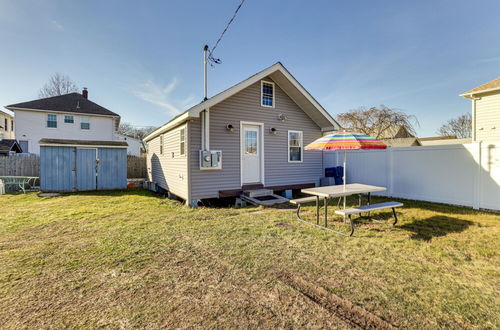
261;81;275;108
179;128;186;156
47;114;57;128
64;115;74;124
80;116;90;130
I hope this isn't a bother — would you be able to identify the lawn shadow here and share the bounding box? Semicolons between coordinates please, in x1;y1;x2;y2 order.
399;216;474;241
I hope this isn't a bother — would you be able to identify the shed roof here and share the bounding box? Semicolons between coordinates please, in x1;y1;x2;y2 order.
0;139;22;154
144;62;340;142
6;93;119;117
39;138;128;147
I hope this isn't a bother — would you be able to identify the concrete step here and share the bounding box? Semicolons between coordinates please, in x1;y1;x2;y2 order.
243;189;274;198
240;193;289;206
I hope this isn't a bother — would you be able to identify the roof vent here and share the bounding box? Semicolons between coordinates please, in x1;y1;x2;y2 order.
82;87;88;99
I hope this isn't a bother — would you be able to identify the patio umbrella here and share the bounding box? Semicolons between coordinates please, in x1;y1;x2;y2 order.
305;131;387;215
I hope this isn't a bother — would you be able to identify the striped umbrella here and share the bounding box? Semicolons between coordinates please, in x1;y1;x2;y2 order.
305;131;387;216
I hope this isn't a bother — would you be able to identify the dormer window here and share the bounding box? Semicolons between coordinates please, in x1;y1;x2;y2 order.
261;81;275;108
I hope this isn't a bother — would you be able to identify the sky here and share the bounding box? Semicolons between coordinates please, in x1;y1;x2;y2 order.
1;0;499;136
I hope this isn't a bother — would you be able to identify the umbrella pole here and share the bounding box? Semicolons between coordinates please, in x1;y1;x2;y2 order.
343;150;347;222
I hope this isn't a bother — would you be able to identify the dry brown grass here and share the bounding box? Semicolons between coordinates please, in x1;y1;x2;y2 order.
0;189;498;329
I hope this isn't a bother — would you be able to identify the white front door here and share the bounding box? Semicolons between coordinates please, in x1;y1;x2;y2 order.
241;124;262;184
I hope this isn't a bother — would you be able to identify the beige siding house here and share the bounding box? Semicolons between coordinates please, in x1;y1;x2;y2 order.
461;77;500;142
0;110;15;140
144;63;340;206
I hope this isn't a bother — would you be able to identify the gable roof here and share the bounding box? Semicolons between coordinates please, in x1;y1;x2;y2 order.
0;139;22;154
460;77;500;98
5;93;120;117
144;62;340;142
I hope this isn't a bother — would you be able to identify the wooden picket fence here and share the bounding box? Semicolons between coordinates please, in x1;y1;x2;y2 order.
0;155;147;178
0;155;39;176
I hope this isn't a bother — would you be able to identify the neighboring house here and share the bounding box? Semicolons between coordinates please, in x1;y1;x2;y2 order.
378;125;421;147
461;77;500;142
0;139;22;156
419;135;471;146
144;62;340;206
114;133;143;156
0;110;15;140
5;88;120;154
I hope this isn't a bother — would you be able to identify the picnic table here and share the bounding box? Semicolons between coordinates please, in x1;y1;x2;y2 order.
292;183;392;236
0;176;39;194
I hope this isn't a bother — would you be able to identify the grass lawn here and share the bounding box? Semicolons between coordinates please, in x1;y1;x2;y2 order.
0;189;498;329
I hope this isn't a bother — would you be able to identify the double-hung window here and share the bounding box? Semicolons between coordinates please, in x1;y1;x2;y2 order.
261;81;275;107
179;128;186;156
64;115;74;124
288;130;303;162
47;114;57;128
80;116;90;130
160;134;164;155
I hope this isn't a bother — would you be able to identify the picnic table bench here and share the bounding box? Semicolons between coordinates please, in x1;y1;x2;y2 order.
290;184;403;236
0;176;39;194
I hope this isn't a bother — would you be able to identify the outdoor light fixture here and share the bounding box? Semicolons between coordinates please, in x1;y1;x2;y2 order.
270;127;278;135
226;124;234;132
278;113;287;122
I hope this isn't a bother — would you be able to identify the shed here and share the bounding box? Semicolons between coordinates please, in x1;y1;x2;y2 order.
39;138;128;192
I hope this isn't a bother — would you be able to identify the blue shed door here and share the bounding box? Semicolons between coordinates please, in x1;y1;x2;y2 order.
76;148;97;191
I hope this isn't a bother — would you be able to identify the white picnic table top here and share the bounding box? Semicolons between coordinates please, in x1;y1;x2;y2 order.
301;183;386;198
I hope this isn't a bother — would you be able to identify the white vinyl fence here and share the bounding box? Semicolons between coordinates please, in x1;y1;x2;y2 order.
324;142;500;211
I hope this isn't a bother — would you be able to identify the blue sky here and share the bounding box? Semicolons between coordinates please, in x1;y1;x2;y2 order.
1;0;499;136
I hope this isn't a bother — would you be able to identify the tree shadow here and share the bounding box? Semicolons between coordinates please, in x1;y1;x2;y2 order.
399;216;474;241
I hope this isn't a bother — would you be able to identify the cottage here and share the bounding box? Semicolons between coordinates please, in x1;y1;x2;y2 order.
144;62;340;206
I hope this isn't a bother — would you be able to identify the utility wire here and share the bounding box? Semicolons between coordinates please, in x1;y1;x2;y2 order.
208;0;246;65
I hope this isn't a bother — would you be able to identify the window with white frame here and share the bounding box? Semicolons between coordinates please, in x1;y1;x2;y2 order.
160;134;164;155
47;114;57;128
179;128;186;156
80;116;90;130
64;115;74;123
261;81;274;107
288;130;303;162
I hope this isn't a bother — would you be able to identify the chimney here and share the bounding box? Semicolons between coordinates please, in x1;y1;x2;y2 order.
82;87;88;99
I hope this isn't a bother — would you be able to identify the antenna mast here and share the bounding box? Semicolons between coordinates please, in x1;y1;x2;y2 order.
203;45;208;100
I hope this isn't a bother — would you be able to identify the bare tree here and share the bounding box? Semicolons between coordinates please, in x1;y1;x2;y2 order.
118;122;157;140
437;113;472;139
336;105;419;139
38;73;79;98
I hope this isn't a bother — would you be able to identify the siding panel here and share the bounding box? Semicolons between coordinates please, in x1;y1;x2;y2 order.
146;124;189;200
189;77;323;200
475;92;500;141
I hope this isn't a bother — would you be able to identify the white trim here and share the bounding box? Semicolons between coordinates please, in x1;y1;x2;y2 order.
6;107;119;119
80;116;91;130
287;130;303;163
460;86;500;98
144;62;340;142
179;127;186;157
260;80;275;108
240;121;265;186
39;144;127;148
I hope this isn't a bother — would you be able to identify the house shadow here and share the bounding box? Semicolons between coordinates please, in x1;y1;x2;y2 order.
399;216;474;241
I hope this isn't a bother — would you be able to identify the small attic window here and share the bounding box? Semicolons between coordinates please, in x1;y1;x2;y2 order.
261;81;275;108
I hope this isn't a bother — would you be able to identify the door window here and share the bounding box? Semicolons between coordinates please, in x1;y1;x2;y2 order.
245;130;257;154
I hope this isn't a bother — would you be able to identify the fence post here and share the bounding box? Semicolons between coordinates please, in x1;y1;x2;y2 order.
473;141;482;210
386;148;393;197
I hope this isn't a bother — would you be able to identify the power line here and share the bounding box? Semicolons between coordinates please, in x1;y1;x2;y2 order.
208;0;246;65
